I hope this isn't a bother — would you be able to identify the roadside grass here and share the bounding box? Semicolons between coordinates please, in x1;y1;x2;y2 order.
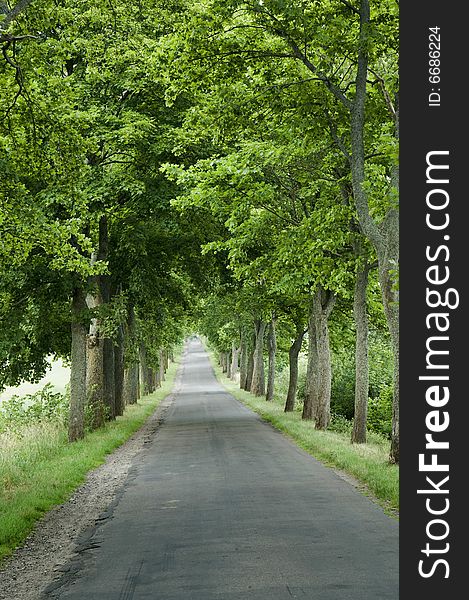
0;358;180;564
209;354;399;517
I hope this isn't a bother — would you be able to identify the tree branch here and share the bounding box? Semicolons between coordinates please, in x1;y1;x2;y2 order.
338;0;360;15
349;0;384;250
271;28;353;111
326;113;351;162
244;2;353;110
0;39;24;121
0;0;34;33
368;68;397;121
256;201;298;226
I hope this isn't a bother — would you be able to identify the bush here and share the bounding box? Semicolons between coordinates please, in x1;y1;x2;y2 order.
328;412;353;434
296;365;307;405
0;384;68;434
330;332;394;423
331;348;356;419
368;334;394;399
273;365;291;400
367;384;393;438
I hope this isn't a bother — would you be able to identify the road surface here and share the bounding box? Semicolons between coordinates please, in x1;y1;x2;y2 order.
50;339;398;600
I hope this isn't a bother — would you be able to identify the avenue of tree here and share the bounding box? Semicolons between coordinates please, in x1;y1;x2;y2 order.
0;1;399;460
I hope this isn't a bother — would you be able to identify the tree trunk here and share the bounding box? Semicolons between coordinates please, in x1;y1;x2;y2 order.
250;320;266;396
351;261;370;443
136;360;141;400
85;277;104;428
302;288;335;426
302;307;318;421
159;348;165;382
151;368;157;391
139;345;150;396
68;287;88;442
245;332;255;391
146;368;154;394
114;323;125;417
85;216;110;429
86;329;105;428
103;339;115;420
155;365;161;388
230;341;239;381
239;330;248;389
226;351;232;378
123;306;139;405
285;323;306;412
265;316;277;401
98;218;115;421
123;364;139;405
314;288;335;430
141;345;155;396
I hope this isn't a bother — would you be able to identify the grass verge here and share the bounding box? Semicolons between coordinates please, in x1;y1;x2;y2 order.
208;352;399;518
0;357;180;563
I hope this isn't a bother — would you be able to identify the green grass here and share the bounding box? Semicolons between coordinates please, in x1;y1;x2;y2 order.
209;354;399;518
0;358;180;563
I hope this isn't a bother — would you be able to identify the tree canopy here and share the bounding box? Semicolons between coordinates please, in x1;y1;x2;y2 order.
1;0;399;460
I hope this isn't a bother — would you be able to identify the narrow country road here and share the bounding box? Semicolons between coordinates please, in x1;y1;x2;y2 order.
49;339;398;600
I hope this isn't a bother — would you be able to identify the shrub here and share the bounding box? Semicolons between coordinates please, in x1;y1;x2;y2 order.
0;384;68;434
330;332;394;423
368;334;394;399
331;348;356;419
328;412;353;434
296;367;307;405
367;384;393;438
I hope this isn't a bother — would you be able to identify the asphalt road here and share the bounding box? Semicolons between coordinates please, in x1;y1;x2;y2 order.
52;339;398;600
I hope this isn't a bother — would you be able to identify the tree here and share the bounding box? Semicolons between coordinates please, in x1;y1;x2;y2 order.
265;314;277;401
284;323;307;413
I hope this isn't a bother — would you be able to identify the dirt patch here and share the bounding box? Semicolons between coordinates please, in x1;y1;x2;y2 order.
0;381;179;600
